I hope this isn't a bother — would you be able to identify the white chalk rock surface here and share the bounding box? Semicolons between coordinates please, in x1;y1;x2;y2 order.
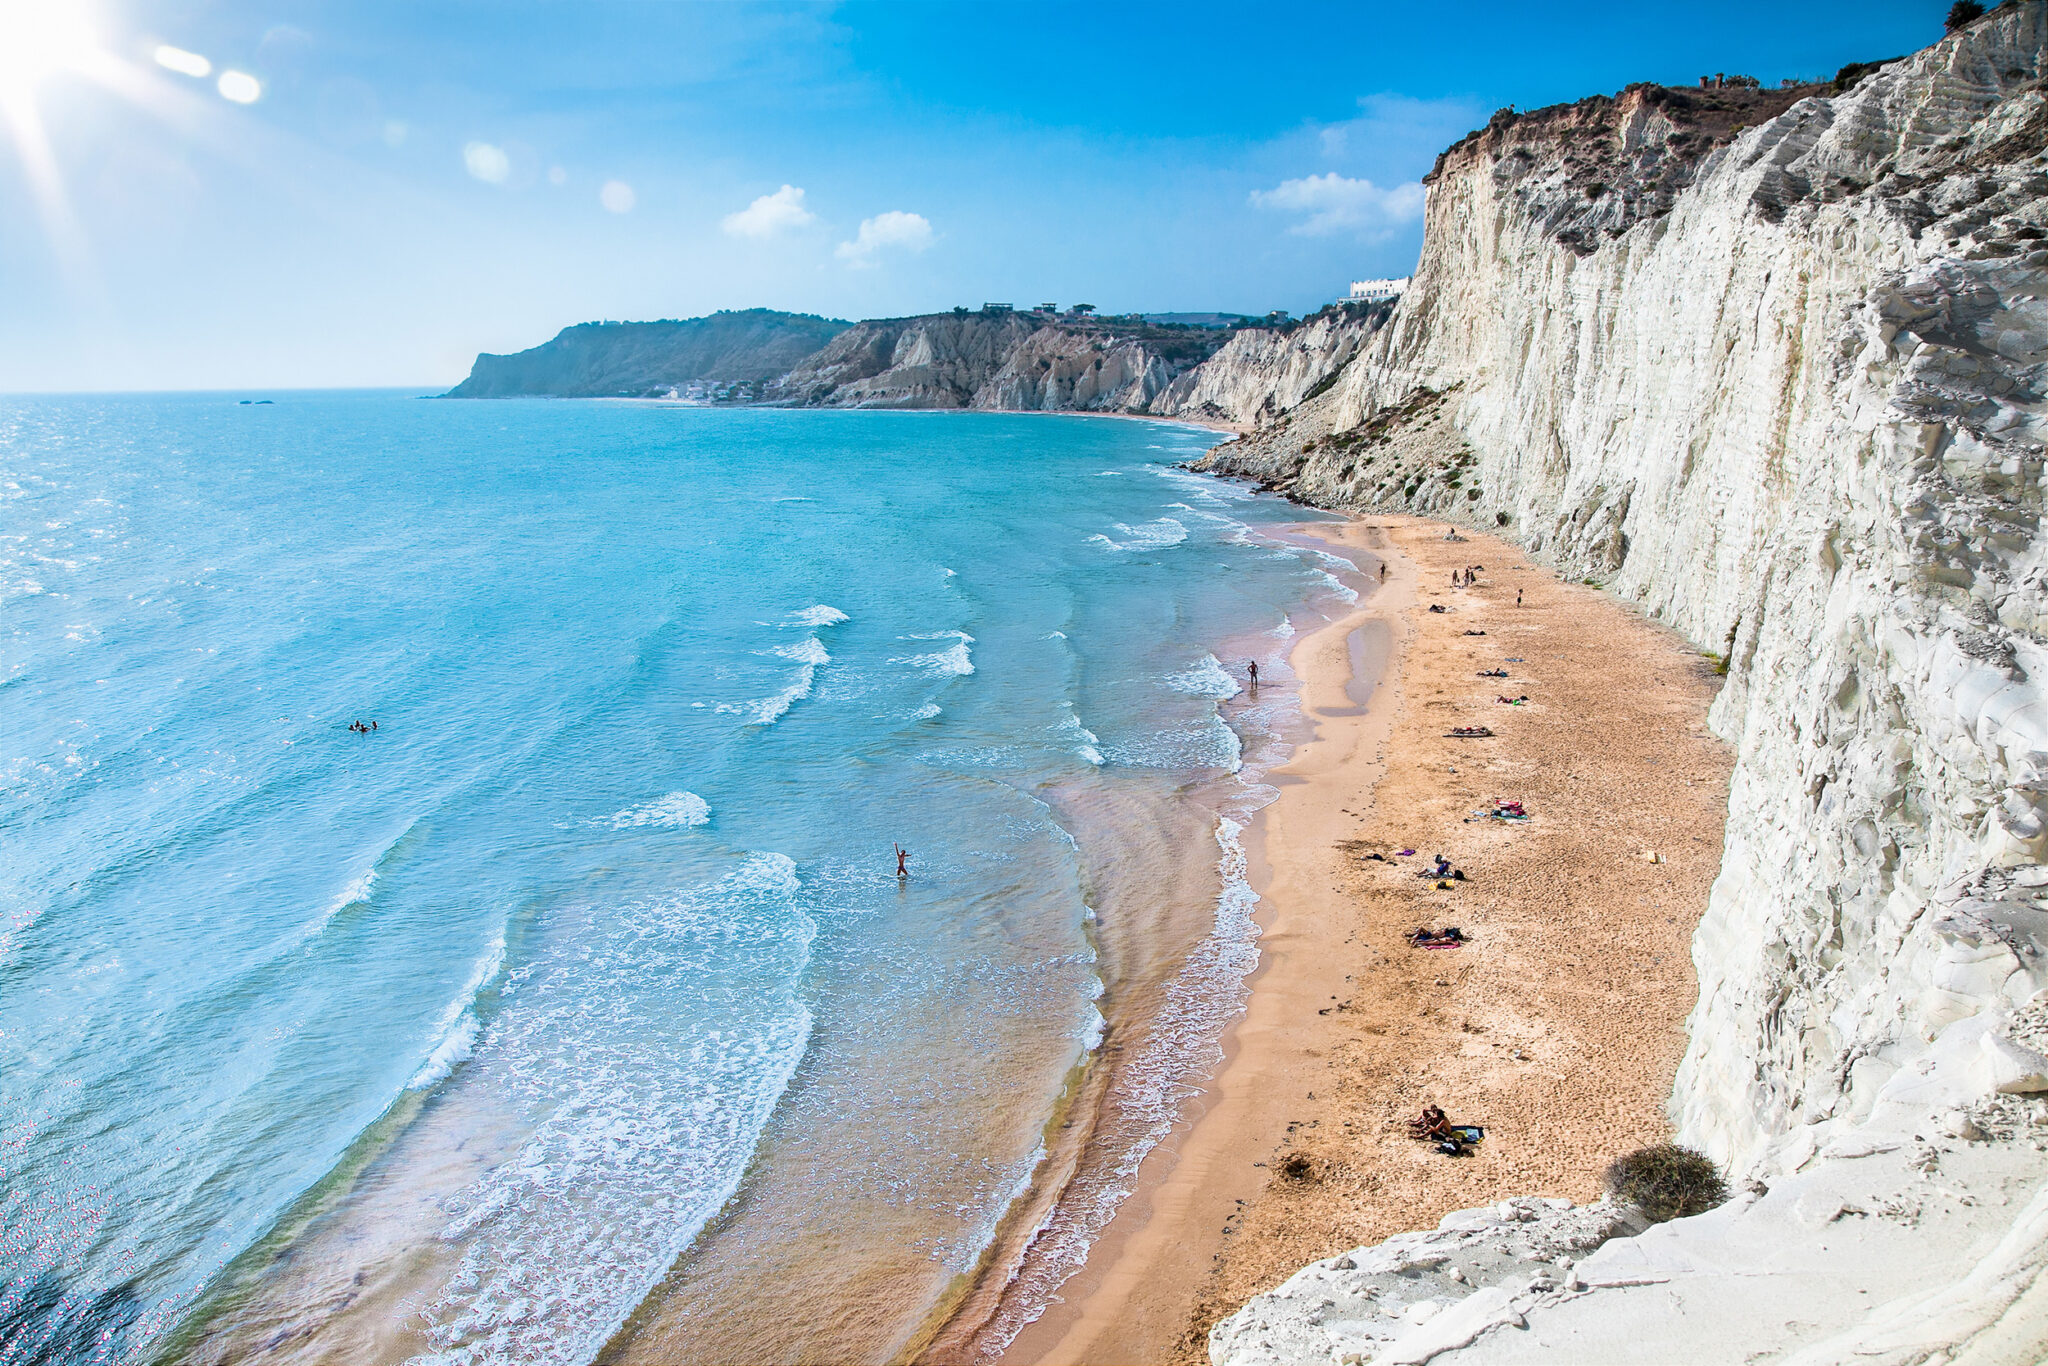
1204;7;2048;1362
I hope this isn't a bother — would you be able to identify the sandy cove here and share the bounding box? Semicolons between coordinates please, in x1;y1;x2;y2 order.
1001;514;1734;1366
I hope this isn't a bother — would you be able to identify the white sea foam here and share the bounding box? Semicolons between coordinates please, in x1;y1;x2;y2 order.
893;631;975;678
607;791;711;829
1089;517;1188;552
1055;709;1106;766
406;930;507;1091
967;813;1266;1355
775;636;831;666
317;867;377;928
409;854;816;1365
1151;465;1256;504
1165;652;1241;700
739;672;814;725
1311;567;1360;603
792;604;848;626
721;633;830;725
914;702;942;720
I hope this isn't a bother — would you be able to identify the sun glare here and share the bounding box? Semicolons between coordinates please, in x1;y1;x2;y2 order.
0;0;100;86
216;70;260;104
153;44;211;79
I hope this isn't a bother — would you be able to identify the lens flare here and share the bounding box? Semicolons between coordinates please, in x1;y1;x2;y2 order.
152;45;210;78
216;70;261;104
0;0;99;85
600;180;635;214
464;141;510;184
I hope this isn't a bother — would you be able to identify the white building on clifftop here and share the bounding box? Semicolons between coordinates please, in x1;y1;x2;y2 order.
1340;277;1409;305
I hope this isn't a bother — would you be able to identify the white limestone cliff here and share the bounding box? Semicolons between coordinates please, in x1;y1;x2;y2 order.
769;312;1228;412
1201;6;2048;1360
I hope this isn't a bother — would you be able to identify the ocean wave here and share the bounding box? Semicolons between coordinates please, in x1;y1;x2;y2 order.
1150;465;1256;504
607;791;711;829
409;853;816;1365
1165;652;1241;700
1310;567;1360;604
317;867;376;929
406;930;508;1091
1054;709;1106;766
967;813;1266;1355
1088;517;1187;552
732;670;815;725
721;634;829;725
1104;711;1241;772
914;702;942;720
792;604;848;626
892;632;975;678
775;635;831;666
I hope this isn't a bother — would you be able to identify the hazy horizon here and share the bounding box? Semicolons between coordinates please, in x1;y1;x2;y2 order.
3;0;1952;392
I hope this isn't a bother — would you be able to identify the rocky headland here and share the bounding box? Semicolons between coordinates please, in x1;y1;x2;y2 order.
442;308;849;398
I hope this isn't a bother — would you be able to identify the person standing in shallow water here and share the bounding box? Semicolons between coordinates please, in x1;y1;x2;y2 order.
895;844;909;878
1247;659;1259;692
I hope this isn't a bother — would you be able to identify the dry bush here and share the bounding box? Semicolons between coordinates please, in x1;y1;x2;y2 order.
1602;1144;1727;1222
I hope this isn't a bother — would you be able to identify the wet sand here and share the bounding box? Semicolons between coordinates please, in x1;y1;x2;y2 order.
1001;515;1734;1365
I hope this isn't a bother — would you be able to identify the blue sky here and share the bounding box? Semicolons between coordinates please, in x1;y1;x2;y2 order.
1;0;1951;390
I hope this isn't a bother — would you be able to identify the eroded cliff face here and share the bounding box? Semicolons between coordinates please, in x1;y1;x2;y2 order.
768;312;1229;411
1149;304;1392;425
1205;8;2048;1359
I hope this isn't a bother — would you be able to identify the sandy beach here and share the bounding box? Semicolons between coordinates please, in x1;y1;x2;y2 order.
1000;514;1734;1365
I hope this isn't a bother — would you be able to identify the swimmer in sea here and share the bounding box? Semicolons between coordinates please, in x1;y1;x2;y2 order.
895;844;909;878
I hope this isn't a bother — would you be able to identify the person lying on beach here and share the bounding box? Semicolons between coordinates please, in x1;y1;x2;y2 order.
1477;669;1508;678
1429;604;1448;613
1409;927;1468;947
1496;694;1529;704
1463;629;1487;636
1446;726;1494;737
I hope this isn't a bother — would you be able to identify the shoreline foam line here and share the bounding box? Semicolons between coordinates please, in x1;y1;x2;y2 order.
909;513;1380;1365
988;515;1401;1366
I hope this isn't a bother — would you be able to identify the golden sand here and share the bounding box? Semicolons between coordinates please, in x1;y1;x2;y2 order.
999;514;1734;1365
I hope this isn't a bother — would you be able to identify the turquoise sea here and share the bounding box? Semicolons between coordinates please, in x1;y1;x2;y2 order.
0;394;1365;1365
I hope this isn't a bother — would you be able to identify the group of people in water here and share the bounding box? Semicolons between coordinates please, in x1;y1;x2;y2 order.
348;720;378;734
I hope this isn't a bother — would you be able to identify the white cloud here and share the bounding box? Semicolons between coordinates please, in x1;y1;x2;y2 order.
722;184;816;238
835;210;933;266
1249;173;1424;238
464;141;510;184
600;180;636;213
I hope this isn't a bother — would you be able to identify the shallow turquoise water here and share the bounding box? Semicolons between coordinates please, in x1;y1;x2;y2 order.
0;395;1357;1364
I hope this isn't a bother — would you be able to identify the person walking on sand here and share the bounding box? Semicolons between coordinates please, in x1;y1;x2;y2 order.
1517;588;1523;607
895;844;909;878
1247;659;1259;691
1380;563;1387;582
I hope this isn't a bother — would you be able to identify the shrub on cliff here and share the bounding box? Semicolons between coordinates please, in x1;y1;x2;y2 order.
1602;1144;1728;1222
1947;1;1985;30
